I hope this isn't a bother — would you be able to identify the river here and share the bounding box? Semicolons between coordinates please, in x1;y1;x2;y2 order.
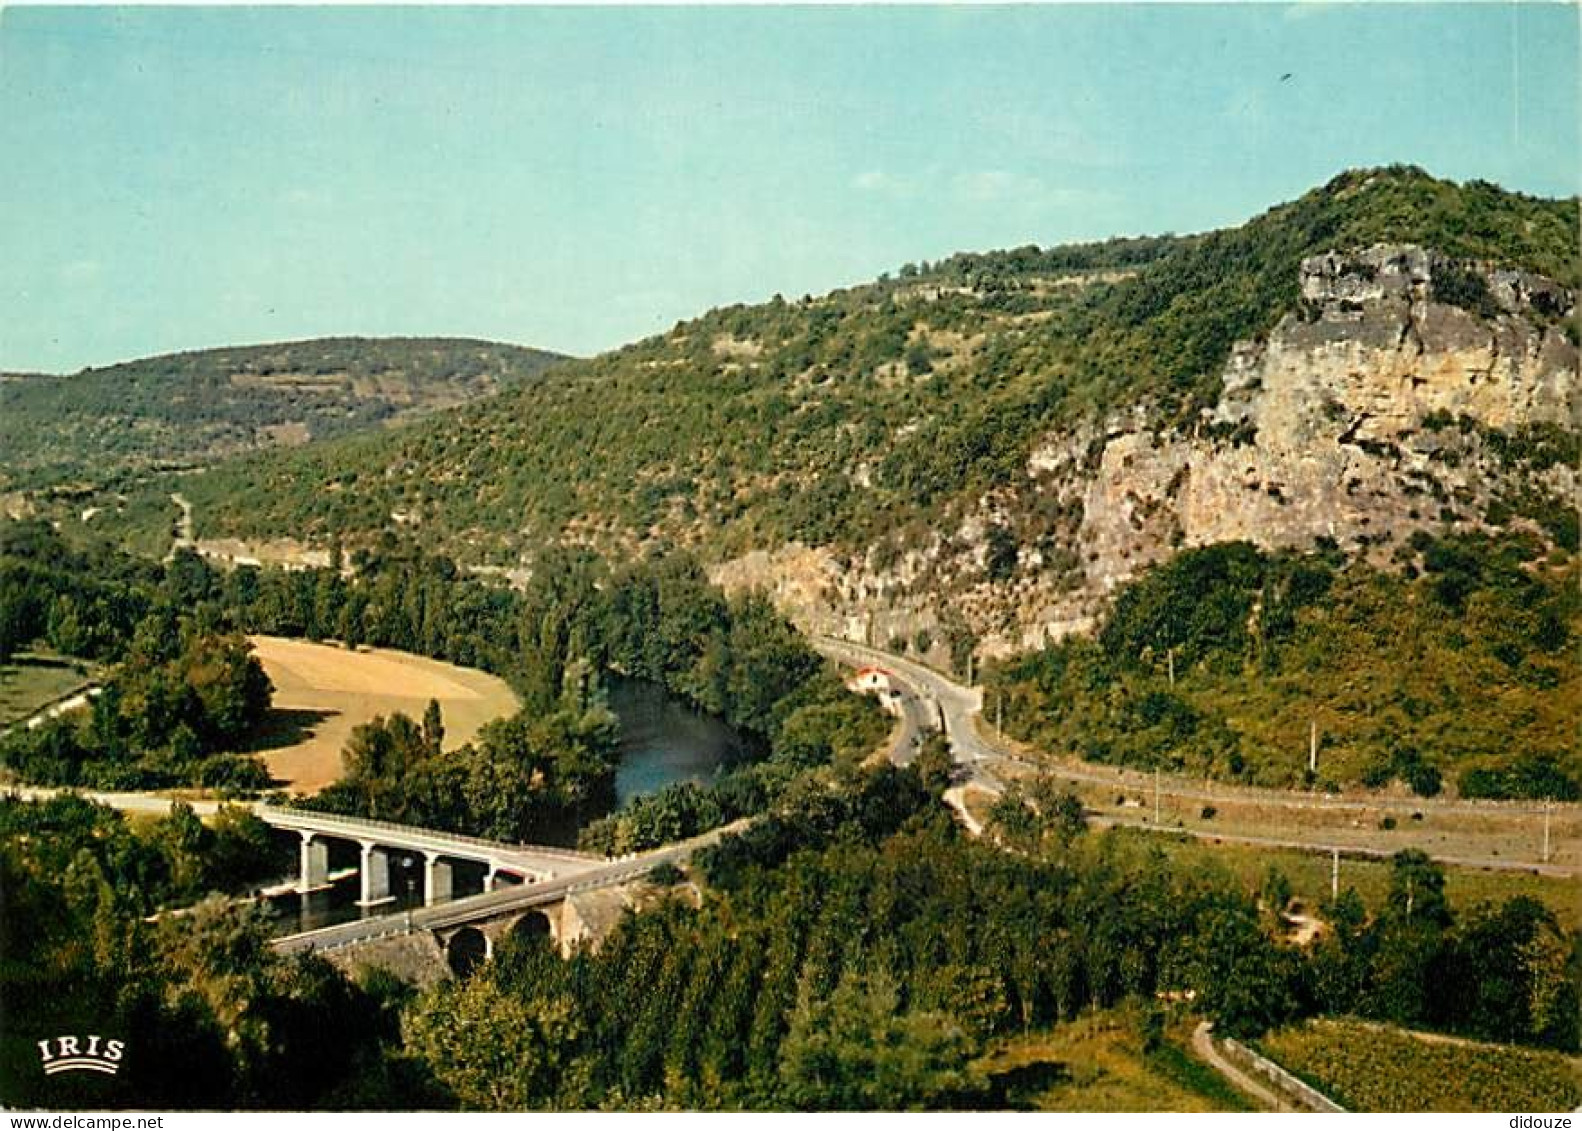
607;676;746;806
266;677;745;934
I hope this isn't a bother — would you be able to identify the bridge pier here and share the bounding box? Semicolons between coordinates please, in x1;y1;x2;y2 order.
357;842;394;907
297;833;330;894
424;852;453;906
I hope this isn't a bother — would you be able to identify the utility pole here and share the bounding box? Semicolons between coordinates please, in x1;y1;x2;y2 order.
995;693;1003;732
1309;719;1319;776
1331;847;1339;902
1542;799;1551;864
1166;646;1175;687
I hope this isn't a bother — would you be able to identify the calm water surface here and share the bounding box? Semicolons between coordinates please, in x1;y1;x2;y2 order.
266;678;744;934
608;676;746;806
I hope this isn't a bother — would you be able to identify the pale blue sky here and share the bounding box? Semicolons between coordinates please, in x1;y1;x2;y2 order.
1;4;1576;372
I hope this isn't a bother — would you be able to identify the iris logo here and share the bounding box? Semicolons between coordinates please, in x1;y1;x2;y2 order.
37;1035;124;1076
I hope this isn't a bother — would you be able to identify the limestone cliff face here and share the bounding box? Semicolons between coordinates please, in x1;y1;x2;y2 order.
713;246;1579;668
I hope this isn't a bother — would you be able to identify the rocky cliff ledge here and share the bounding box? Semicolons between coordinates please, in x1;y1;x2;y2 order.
713;246;1579;667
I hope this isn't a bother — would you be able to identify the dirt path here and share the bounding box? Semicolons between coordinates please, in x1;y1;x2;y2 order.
1315;1016;1582;1064
1191;1022;1288;1112
941;785;985;835
166;492;194;561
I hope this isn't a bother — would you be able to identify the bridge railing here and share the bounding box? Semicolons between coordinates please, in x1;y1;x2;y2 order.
275;859;661;954
273;822;743;954
256;805;606;863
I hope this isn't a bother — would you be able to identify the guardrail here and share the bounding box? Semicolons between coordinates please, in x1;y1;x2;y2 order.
256;804;605;863
1222;1037;1347;1113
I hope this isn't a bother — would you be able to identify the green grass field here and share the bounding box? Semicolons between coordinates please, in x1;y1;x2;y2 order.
1258;1018;1582;1112
1105;827;1579;930
0;653;95;727
980;1008;1255;1111
53;485;180;562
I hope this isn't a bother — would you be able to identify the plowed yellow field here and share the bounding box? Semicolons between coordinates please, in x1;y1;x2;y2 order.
249;635;519;794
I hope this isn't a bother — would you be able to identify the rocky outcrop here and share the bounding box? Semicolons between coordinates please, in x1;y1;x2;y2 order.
714;246;1579;667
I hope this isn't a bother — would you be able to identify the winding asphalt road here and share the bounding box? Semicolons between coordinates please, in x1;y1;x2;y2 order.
816;637;1001;788
813;637;1576;877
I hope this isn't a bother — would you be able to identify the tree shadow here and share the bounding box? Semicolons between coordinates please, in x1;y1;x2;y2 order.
245;707;340;753
985;1060;1074;1110
11;654;82;672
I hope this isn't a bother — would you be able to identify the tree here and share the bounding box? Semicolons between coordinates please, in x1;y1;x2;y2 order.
1307;888;1369;1015
913;733;955;797
0;577;45;662
1029;777;1087;842
984;525;1018;582
777;971;985;1110
149;801;210;902
987;787;1039;850
1261;866;1293;921
422;699;445;757
403;976;584;1110
178;634;274;748
1161;894;1296;1038
1444;896;1578;1048
1386;850;1451;927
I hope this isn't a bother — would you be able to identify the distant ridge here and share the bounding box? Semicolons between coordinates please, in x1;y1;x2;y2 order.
0;335;570;487
176;166;1576;572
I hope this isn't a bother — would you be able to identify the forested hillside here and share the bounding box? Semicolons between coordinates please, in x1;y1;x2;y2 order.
176;168;1576;568
11;168;1577;797
984;531;1582;798
0;336;567;487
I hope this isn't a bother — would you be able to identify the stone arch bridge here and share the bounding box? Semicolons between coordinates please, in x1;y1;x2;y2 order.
263;806;740;977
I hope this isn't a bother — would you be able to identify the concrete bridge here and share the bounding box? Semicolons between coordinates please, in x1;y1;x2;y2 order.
269;818;746;974
255;804;606;908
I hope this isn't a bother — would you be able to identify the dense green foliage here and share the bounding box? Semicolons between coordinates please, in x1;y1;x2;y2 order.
1302;851;1579;1049
394;769;1577;1110
1;523;275;789
1258;1019;1582;1112
0;794;283;915
985;534;1581;795
311;700;622;845
6;759;1573;1109
176;169;1577;564
0;520;882;846
0;795;425;1109
0;337;566;488
2;632;273;791
0;520;165;664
